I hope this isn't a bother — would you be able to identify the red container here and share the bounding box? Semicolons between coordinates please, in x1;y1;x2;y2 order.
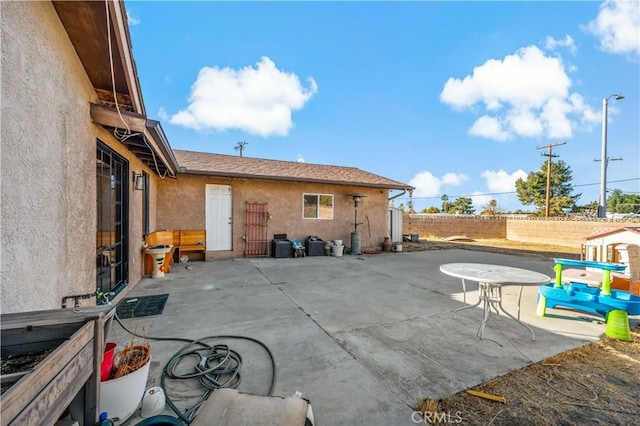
101;342;117;381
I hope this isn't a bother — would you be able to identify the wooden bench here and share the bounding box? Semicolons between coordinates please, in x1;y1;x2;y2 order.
175;230;206;262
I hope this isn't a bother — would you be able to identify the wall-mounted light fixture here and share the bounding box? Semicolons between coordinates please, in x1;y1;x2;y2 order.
132;171;144;191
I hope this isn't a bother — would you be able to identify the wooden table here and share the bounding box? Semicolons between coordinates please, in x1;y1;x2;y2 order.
440;263;551;341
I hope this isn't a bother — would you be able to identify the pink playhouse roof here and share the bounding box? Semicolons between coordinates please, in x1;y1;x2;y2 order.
586;227;640;240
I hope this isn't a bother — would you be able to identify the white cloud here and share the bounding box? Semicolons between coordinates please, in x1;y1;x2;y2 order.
541;97;573;138
170;57;318;137
409;171;468;198
441;172;467;185
508;108;544;137
296;154;305;163
567;94;599;127
440;45;600;141
584;0;640;57
481;169;528;193
544;35;577;54
469;116;510;141
470;192;493;213
158;107;168;121
127;11;140;26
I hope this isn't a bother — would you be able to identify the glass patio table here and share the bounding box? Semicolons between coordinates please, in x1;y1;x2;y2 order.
440;263;551;341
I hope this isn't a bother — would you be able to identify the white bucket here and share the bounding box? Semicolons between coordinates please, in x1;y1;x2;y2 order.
392;243;403;252
99;359;151;424
332;245;344;257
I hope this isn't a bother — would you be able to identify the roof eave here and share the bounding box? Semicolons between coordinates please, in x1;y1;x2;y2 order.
145;119;181;173
107;0;144;114
179;169;412;191
90;103;179;177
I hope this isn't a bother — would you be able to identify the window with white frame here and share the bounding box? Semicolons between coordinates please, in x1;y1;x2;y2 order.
303;194;334;219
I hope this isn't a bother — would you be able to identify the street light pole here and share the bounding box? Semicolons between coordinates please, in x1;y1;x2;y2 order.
598;94;624;218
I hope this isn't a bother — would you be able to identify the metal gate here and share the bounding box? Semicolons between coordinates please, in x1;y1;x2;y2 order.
96;140;128;296
244;202;269;257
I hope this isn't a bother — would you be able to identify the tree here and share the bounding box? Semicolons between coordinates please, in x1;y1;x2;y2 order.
441;194;450;213
574;201;598;218
421;206;440;213
515;160;580;216
407;199;415;214
481;199;503;216
607;189;640;214
451;196;475;214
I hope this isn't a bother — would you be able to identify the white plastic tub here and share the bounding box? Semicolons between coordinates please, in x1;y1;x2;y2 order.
99;358;151;424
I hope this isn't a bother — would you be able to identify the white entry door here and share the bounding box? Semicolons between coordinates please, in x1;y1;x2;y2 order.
205;184;232;251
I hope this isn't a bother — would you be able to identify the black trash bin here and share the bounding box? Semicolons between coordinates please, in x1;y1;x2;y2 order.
271;238;292;258
305;236;324;256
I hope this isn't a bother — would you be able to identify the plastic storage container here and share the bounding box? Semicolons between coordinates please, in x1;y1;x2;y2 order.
271;239;292;258
305;237;324;256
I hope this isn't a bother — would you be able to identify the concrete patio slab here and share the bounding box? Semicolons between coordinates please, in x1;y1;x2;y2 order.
114;249;629;425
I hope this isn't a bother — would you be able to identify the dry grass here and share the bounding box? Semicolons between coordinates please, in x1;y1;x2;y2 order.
113;343;151;379
411;239;639;425
403;238;580;260
416;328;640;425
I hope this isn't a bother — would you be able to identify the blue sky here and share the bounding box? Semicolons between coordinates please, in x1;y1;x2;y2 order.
126;0;639;213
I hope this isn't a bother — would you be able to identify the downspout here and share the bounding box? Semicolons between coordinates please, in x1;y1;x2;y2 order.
388;190;406;202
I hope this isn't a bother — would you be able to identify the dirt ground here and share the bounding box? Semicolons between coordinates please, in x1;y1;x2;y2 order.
408;239;640;426
401;238;581;261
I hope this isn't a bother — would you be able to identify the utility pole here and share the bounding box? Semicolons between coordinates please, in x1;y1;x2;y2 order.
234;141;248;157
536;141;566;218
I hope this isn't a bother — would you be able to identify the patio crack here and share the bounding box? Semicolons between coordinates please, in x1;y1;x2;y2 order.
284;286;361;361
255;265;361;360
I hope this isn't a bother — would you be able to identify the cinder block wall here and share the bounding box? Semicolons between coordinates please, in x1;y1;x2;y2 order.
403;215;628;248
505;219;621;247
404;215;507;239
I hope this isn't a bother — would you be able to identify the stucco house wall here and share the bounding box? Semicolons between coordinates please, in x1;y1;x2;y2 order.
156;174;390;257
1;2;406;313
1;2;153;313
1;2;97;313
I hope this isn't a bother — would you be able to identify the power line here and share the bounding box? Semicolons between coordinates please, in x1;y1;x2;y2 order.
574;177;639;188
396;177;640;200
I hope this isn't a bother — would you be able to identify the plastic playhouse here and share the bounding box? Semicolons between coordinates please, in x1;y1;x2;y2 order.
537;258;640;319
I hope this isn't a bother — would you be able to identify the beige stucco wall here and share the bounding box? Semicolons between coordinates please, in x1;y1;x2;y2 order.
1;2;95;313
405;215;507;239
0;2;151;313
402;215;634;249
505;219;623;248
157;174;391;257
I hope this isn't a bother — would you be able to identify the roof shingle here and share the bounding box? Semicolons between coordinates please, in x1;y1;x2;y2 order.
173;150;412;190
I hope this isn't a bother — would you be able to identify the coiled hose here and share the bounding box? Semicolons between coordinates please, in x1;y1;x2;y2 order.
114;314;276;424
